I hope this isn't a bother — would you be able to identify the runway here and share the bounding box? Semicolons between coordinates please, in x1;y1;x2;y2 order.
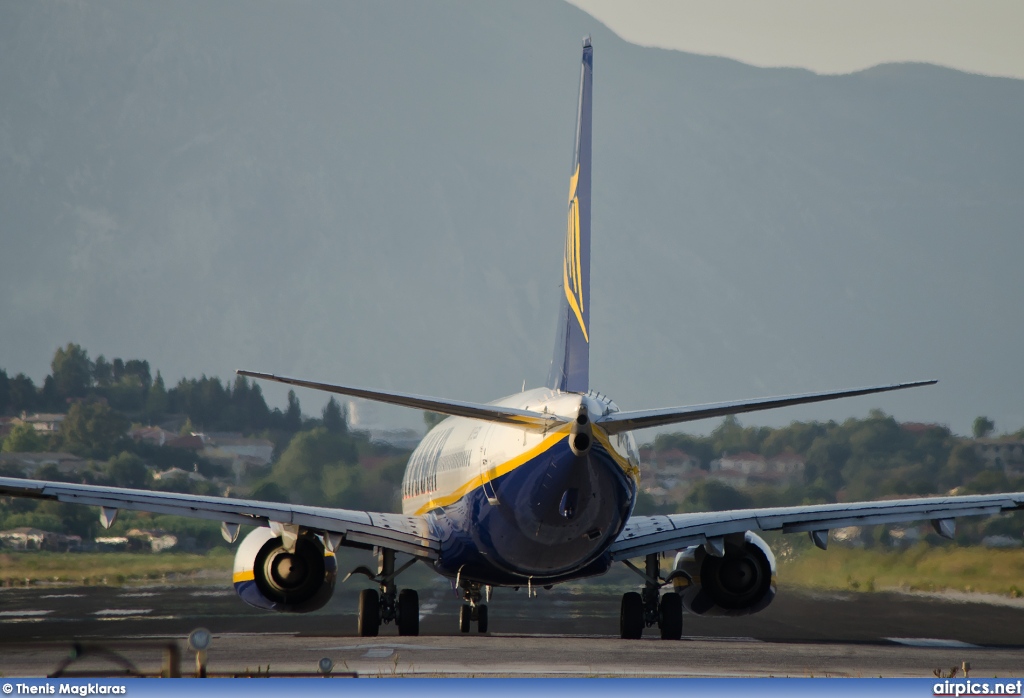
2;572;1023;677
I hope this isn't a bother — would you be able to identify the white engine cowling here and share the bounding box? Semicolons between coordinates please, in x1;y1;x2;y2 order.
232;527;337;613
670;531;776;617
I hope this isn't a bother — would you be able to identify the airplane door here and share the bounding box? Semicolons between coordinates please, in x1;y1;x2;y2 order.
477;423;500;506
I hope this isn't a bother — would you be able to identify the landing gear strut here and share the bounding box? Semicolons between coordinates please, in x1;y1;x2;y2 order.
349;547;420;637
458;580;488;633
620;552;682;640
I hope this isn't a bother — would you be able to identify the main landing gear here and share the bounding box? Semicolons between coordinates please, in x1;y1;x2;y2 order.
458;580;489;634
347;548;420;637
619;552;682;640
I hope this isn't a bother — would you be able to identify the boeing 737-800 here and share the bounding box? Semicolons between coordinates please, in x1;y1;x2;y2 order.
3;38;1022;640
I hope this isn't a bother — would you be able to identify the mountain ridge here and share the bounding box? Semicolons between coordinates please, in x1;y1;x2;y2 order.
1;0;1021;434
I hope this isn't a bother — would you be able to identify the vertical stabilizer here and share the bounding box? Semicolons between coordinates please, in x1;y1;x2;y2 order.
547;38;593;394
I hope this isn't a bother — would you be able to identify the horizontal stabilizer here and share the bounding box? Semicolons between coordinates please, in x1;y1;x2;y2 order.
596;380;937;434
237;370;567;431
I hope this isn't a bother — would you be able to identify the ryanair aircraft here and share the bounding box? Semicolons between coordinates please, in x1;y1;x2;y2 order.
3;38;1023;640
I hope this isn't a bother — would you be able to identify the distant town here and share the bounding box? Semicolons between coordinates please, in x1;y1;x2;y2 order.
2;343;1022;557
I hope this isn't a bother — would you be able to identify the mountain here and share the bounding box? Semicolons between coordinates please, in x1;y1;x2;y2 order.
2;0;1022;434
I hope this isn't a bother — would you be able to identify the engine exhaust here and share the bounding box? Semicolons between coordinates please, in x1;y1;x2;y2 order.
569;404;592;456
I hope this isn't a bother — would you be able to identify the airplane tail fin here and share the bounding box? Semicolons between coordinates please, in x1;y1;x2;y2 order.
547;37;593;394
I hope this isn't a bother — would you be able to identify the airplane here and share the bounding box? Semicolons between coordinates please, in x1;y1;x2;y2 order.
3;37;1023;640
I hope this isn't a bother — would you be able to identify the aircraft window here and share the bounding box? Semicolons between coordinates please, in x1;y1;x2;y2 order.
436;451;470;473
403;428;452;497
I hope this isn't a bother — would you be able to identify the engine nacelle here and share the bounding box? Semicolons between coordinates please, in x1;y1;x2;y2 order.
232;527;337;613
670;531;776;617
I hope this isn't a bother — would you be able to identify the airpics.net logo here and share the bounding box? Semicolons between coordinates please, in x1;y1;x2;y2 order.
934;680;1024;696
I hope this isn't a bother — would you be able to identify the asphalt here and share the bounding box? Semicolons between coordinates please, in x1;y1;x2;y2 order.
2;574;1023;677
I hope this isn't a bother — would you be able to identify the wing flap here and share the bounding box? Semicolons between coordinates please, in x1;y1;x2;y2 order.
611;492;1024;560
238;370;566;431
597;380;937;434
0;477;440;559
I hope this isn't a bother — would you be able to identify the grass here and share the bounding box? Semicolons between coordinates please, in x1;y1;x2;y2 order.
778;544;1024;597
0;548;233;587
4;543;1024;598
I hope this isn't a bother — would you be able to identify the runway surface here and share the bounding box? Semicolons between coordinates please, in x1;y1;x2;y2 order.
2;572;1023;677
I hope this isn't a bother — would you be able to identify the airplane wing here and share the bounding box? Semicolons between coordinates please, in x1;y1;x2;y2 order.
0;477;439;559
238;370;567;431
596;380;937;434
611;491;1024;559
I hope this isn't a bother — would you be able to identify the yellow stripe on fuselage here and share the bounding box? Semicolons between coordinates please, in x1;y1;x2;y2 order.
413;425;571;516
592;427;640;483
412;423;638;516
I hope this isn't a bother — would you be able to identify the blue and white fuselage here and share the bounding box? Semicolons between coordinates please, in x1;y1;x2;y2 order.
401;389;640;586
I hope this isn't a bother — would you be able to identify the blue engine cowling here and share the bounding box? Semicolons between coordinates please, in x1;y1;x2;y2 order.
670;531;776;617
232;527;337;613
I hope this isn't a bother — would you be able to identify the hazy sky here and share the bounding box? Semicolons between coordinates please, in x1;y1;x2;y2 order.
567;0;1024;79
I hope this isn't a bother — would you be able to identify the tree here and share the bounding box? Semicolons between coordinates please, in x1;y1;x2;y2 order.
106;451;151;488
940;443;986;489
123;359;152;389
262;427;360;507
249;481;290;503
2;423;47;452
285;390;302;431
50;342;93;400
59;402;129;459
40;375;62;411
710;415;770;456
683;480;753;512
229;376;272;432
93;355;113;388
323;397;347;433
8;373;37;413
0;369;10;414
144;371;169;423
973;416;995;439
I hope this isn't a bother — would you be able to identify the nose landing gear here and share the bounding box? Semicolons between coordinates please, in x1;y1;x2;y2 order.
458;581;489;633
619;552;683;640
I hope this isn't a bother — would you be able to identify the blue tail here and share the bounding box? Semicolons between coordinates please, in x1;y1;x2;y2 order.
547;38;593;394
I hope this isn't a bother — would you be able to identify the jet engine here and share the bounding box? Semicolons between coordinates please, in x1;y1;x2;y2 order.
669;531;776;617
232;527;337;613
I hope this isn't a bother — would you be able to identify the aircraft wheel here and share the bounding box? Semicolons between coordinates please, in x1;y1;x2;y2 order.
397;588;419;636
620;591;643;639
459;603;472;633
358;588;380;637
477;604;488;634
659;592;683;640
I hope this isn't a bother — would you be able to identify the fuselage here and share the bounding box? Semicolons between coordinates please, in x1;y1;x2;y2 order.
401;388;640;586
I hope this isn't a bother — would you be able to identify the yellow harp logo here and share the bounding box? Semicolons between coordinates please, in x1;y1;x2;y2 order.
564;165;589;342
